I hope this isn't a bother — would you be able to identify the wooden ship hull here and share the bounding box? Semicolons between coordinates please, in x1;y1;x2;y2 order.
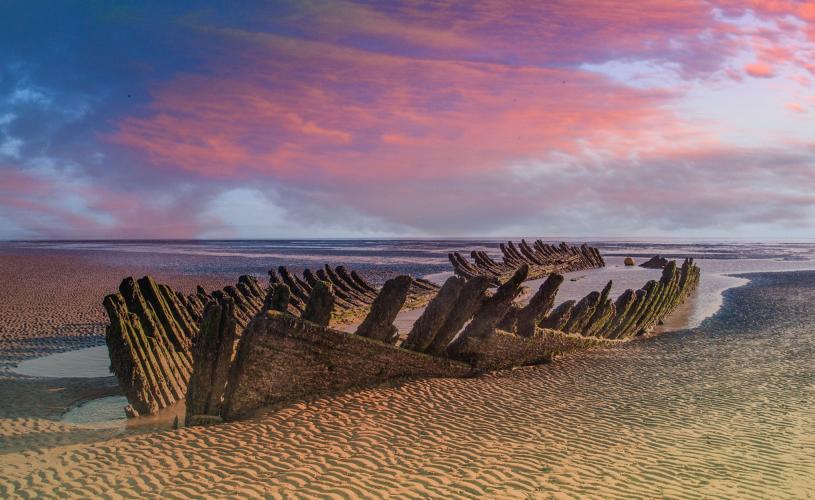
449;239;604;283
103;245;700;423
103;265;438;417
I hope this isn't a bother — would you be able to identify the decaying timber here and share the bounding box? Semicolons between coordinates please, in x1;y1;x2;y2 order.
270;264;439;325
103;275;259;416
197;311;474;422
354;275;413;344
183;258;700;425
104;266;439;416
449;240;604;283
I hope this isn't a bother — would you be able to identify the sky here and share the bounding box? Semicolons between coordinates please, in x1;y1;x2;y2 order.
1;1;814;240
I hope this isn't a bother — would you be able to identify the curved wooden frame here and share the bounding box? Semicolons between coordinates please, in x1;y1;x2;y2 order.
450;240;604;283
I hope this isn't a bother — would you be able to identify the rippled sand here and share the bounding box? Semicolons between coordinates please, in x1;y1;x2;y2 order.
3;271;814;498
0;251;235;369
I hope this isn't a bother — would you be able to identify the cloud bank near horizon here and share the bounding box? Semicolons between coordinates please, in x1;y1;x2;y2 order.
1;1;814;239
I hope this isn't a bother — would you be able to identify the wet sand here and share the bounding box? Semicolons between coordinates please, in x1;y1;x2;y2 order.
0;251;236;369
0;250;235;451
2;254;815;497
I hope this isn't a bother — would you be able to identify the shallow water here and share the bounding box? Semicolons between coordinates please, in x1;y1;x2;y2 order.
8;346;127;425
12;345;112;378
8;238;815;284
61;396;127;427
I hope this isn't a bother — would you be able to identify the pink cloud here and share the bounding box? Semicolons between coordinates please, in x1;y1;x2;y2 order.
261;1;727;71
109;26;699;185
297;144;815;235
0;167;213;238
721;0;815;80
745;62;776;78
791;74;811;86
0;169;106;236
785;102;807;113
0;0;798;239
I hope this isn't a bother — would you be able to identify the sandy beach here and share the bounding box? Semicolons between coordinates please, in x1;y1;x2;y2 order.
1;243;814;498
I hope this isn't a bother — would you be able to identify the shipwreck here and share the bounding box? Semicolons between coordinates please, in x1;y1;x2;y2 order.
449;240;604;283
102;242;700;424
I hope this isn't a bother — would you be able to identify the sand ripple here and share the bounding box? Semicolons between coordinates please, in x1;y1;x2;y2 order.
2;266;815;498
0;252;234;372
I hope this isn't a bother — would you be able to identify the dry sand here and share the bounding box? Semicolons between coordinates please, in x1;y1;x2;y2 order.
4;350;813;498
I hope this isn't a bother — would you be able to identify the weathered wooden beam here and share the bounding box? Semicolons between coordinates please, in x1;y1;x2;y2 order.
325;265;368;304
540;300;576;331
452;241;605;283
316;268;365;308
471;250;505;276
279;266;310;305
612;288;649;339
302;280;335;326
621;281;661;338
265;283;291;313
105;274;267;417
403;276;466;353
449;252;482;280
500;242;525;267
581;281;614;336
563;291;601;334
516;273;564;337
447;265;529;356
304;268;354;311
447;325;622;372
185;297;241;425
604;289;636;339
424;276;491;356
336;265;377;301
515;240;539;264
350;270;379;295
355;275;413;344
